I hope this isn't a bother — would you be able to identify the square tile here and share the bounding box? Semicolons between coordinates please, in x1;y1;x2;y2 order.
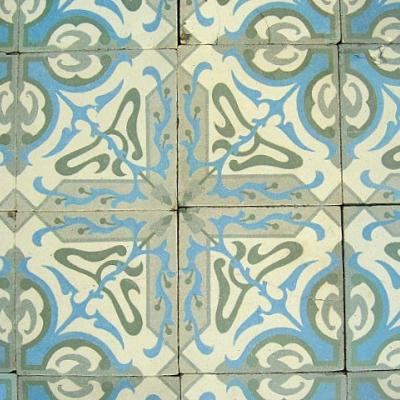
181;373;346;399
19;376;180;399
16;210;177;375
0;1;18;51
19;1;177;51
16;50;177;211
345;206;400;371
179;207;343;373
0;55;17;211
342;1;400;43
0;212;15;372
348;372;400;400
180;0;340;45
341;45;400;204
178;45;341;206
0;374;16;400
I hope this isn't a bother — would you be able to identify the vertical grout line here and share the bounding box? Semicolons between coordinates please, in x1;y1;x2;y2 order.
340;205;348;375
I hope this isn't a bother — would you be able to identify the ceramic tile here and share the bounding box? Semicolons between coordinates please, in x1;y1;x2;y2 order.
342;1;400;43
19;1;177;51
345;206;400;371
179;207;343;373
0;55;17;211
348;372;400;400
16;50;177;211
0;374;16;400
18;376;180;399
0;212;15;373
180;0;340;45
0;1;18;51
181;373;346;399
178;45;341;206
341;45;400;204
16;210;177;375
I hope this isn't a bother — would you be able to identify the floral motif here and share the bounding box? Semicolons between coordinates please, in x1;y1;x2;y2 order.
179;207;343;373
16;50;177;211
19;0;177;50
180;0;340;44
16;211;177;375
341;45;400;203
179;45;341;206
345;206;400;370
19;376;180;399
342;1;400;43
182;373;346;400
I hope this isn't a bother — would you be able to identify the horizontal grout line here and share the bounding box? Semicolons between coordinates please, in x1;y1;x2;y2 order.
0;43;398;57
1;202;400;213
11;368;400;379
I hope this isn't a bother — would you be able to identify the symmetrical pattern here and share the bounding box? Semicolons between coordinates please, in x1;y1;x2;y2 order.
341;45;400;204
2;0;400;396
19;1;177;51
180;0;340;45
179;207;343;373
342;1;400;43
0;374;16;400
19;376;180;399
179;45;341;206
181;373;346;399
348;372;400;400
16;211;177;375
16;50;177;211
345;206;400;371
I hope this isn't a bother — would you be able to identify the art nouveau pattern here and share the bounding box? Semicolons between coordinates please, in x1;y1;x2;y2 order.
16;211;177;375
181;373;346;400
19;376;180;399
348;372;400;400
180;0;340;45
341;45;400;203
345;206;400;371
0;374;16;400
179;207;343;373
179;45;341;206
342;0;400;43
19;0;177;51
16;50;176;211
0;213;14;373
0;56;16;210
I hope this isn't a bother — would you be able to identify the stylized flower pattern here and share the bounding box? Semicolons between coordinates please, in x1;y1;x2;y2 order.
16;211;177;375
179;207;343;373
180;0;340;44
179;45;341;206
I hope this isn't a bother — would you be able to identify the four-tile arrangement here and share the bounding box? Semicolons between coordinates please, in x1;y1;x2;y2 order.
0;1;399;399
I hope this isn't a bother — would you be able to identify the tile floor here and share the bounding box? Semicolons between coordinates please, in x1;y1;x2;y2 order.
0;1;399;399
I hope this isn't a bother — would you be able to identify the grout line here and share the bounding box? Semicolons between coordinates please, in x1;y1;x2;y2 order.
12;368;400;378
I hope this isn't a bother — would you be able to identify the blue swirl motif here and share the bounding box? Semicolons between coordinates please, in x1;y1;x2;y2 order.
182;211;339;367
21;215;175;372
182;49;334;202
190;0;333;38
25;0;173;48
345;209;400;365
22;56;173;208
344;53;400;200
